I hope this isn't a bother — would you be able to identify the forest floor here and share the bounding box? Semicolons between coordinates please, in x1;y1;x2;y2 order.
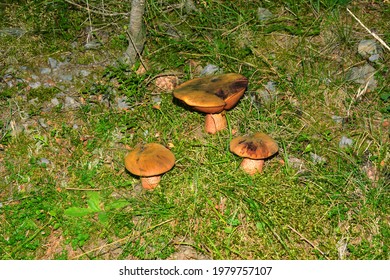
0;0;389;260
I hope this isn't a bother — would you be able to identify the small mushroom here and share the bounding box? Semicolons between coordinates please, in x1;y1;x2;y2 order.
124;143;175;190
230;132;278;175
173;73;248;134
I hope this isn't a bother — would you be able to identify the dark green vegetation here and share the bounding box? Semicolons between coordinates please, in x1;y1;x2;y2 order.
0;0;389;260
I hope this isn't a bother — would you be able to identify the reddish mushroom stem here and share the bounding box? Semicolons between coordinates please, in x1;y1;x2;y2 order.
205;111;227;134
140;176;162;190
240;158;265;175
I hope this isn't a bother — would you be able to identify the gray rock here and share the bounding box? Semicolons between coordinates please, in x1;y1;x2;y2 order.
38;118;49;128
339;136;353;148
151;95;162;105
64;96;80;109
0;27;26;37
51;98;60;107
257;7;273;21
38;158;51;166
368;54;380;62
358;39;381;60
58;74;73;82
332;115;344;124
79;70;91;77
258;81;278;104
3;73;13;80
40;68;51;75
116;96;130;110
200;64;221;76
29;81;41;89
310;153;326;164
184;0;198;13
31;74;39;80
48;57;59;69
346;64;377;89
288;157;306;172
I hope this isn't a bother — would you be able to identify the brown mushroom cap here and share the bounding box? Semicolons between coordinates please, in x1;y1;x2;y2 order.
173;73;248;113
230;132;278;159
124;143;175;177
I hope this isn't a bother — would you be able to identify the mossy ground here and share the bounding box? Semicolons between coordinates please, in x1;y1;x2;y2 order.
0;0;389;260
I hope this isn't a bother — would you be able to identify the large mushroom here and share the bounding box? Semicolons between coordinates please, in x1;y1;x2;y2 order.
173;73;248;134
124;143;175;190
230;132;278;175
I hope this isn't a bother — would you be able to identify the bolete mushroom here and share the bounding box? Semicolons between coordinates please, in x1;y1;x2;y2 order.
230;132;278;175
173;73;248;134
124;143;175;190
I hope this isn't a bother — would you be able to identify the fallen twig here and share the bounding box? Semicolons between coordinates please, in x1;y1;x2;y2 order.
287;225;329;259
347;8;390;52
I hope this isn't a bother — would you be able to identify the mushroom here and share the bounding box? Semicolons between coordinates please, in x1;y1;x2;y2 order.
124;143;175;190
173;73;248;134
230;132;278;175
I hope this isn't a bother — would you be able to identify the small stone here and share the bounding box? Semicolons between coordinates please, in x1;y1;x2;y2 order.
200;64;221;76
31;74;39;80
184;0;198;13
3;73;13;81
38;158;51;166
151;95;162;108
116;96;130;110
346;64;377;89
0;27;26;37
79;70;91;77
64;96;80;109
58;74;73;82
288;157;306;172
258;81;278;104
6;80;14;88
358;39;381;59
368;54;380;62
16;78;25;84
51;98;60;106
29;81;41;89
257;7;273;21
310;153;326;164
40;68;51;75
73;124;79;130
38;118;49;128
339;136;353;148
332;115;344;124
48;57;59;69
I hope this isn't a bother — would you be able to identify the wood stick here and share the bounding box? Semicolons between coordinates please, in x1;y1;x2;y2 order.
347;8;390;52
287;225;329;259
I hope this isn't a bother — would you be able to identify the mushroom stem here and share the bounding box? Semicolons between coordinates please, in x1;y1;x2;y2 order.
240;158;265;175
140;176;162;190
205;111;227;134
